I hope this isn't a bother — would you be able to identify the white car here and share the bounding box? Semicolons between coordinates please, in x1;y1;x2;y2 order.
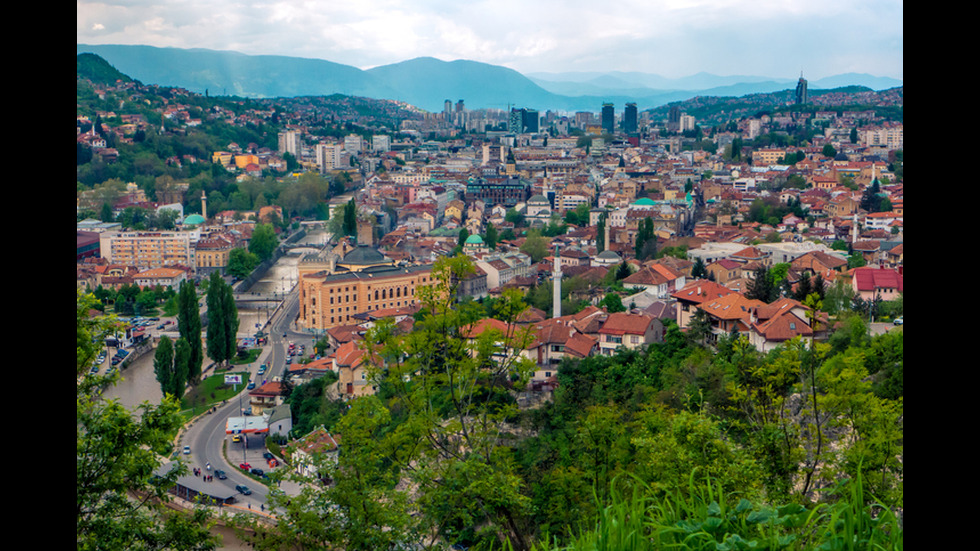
183;446;191;455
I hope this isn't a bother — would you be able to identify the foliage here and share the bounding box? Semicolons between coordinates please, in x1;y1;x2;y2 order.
227;247;260;279
77;289;217;550
205;272;239;367
249;223;279;261
177;281;204;383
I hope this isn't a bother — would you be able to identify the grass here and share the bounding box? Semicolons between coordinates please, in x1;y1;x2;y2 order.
492;468;902;551
180;370;251;418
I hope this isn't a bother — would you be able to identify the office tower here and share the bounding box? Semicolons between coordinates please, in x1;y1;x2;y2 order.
601;103;615;133
796;72;808;104
668;106;681;132
522;108;539;133
624;103;638;134
509;108;523;133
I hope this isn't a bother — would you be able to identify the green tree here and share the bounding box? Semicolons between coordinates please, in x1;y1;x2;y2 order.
77;290;217;550
519;229;550;263
249;223;278;261
600;292;626;313
205;272;239;367
371;257;537;549
154;335;176;397
227;247;260;279
635;217;657;260
178;282;203;383
485;222;499;251
343;198;358;237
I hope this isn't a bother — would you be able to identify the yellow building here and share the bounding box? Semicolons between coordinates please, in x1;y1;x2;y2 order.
297;263;434;331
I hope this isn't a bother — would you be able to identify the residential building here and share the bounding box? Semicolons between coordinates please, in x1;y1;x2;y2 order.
597;312;662;355
99;230;196;271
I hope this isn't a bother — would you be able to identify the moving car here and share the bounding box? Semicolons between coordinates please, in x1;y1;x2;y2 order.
183;446;191;455
236;484;252;495
215;470;227;480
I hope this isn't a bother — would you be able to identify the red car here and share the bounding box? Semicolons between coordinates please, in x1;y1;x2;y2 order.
239;462;251;471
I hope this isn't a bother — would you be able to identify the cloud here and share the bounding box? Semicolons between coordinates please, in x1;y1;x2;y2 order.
77;0;902;80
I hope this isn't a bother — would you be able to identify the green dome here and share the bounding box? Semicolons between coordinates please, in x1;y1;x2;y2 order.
633;197;655;206
183;214;206;226
465;234;484;244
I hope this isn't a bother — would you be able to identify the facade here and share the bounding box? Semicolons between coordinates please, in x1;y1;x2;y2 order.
624;103;638;134
99;230;195;270
795;74;808;104
278;129;301;157
297;264;435;331
597;312;662;355
601;103;615;133
465;176;529;208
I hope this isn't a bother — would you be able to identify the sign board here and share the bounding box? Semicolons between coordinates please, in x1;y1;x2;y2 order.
224;374;242;385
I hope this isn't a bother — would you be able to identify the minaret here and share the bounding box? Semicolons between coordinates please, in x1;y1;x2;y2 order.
201;190;207;220
552;245;562;318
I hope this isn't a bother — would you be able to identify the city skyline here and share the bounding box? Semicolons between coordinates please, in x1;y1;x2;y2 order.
77;1;902;82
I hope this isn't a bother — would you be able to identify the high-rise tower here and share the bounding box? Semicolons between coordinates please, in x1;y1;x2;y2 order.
795;72;808;105
601;103;615;134
624;103;638;134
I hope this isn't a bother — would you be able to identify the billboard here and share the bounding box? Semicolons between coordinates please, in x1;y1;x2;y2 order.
224;374;243;385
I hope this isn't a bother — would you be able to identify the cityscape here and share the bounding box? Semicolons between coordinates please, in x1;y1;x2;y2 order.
76;10;903;549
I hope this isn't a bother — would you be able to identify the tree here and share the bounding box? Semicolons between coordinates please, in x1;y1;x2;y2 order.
177;281;203;384
600;292;625;313
635;217;657;260
154;335;176;397
370;257;537;549
248;223;278;261
485;222;499;251
205;272;239;367
343;198;358;237
691;257;708;279
227;247;260;279
77;289;217;550
747;265;777;303
519;229;549;263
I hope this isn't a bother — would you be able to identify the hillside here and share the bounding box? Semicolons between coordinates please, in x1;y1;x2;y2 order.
77;52;133;85
77;44;902;114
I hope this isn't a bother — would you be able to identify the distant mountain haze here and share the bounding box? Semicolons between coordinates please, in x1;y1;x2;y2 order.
76;44;903;113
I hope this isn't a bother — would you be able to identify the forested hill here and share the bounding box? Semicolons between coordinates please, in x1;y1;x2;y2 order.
77;52;133;85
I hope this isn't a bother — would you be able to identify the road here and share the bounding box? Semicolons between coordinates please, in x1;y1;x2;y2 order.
180;285;304;510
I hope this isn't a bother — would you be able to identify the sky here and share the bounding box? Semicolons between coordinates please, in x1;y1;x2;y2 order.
77;0;903;81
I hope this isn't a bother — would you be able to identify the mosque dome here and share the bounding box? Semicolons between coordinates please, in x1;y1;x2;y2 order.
465;234;485;245
183;214;206;226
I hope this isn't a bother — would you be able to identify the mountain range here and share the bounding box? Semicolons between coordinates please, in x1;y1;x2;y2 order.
76;44;902;114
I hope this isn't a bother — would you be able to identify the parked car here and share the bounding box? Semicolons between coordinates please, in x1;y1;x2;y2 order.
262;452;274;460
239;462;251;471
236;484;252;495
232;434;242;443
893;316;904;325
247;381;256;390
257;365;267;375
250;468;265;477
